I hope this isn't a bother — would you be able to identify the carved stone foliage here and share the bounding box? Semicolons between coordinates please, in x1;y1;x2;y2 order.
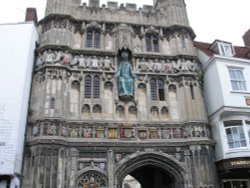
78;161;106;171
30;121;211;140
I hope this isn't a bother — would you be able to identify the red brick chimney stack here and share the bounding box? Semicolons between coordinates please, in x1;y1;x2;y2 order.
25;8;38;24
243;29;250;48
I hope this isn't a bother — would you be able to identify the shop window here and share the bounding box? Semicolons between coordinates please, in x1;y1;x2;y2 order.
222;179;249;188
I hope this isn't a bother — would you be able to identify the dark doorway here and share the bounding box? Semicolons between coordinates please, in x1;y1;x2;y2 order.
122;165;175;188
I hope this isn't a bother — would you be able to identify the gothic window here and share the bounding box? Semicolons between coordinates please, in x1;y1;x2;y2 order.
146;34;159;52
150;78;165;101
93;104;102;113
84;75;100;99
93;76;100;98
190;84;195;99
85;75;92;98
158;79;165;101
50;97;55;109
150;79;157;100
86;30;101;48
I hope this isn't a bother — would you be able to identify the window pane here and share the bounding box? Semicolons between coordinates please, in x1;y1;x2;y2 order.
86;31;93;48
153;36;159;52
158;79;165;101
85;76;92;98
224;121;247;149
93;76;100;98
150;79;157;100
229;68;246;91
146;35;152;52
94;31;100;48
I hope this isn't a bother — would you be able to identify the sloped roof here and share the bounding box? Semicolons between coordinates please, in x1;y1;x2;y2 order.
194;41;250;59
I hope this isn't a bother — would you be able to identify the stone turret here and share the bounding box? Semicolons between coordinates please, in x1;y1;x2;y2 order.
154;0;190;26
45;0;81;16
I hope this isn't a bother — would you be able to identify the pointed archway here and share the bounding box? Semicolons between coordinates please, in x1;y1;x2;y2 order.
115;151;190;188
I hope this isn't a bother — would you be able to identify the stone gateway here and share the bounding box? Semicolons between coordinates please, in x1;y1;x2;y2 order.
22;0;218;188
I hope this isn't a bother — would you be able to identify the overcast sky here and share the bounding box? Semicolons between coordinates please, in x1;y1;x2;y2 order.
1;0;250;46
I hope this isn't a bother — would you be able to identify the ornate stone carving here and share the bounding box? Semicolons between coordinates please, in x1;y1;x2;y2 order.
117;50;135;100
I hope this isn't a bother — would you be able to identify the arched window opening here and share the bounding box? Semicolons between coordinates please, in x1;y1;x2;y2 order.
150;106;159;115
93;104;102;113
86;30;101;49
86;31;93;48
161;106;169;115
93;76;100;98
50;97;55;109
158;79;165;101
146;34;159;53
85;75;92;98
82;104;90;113
190;84;195;100
150;79;157;101
150;78;165;101
116;105;125;115
129;106;137;115
94;31;101;48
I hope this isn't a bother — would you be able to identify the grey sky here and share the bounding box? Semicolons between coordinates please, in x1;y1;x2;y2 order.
1;0;249;46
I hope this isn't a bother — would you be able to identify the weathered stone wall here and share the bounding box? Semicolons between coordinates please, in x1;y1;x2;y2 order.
23;0;218;188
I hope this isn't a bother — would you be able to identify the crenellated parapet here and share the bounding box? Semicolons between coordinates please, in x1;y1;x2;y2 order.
43;0;191;31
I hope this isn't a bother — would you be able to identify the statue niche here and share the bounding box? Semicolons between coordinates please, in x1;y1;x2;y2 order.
116;50;135;101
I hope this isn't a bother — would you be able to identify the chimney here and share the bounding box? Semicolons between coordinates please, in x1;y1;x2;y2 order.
25;8;38;24
243;29;250;48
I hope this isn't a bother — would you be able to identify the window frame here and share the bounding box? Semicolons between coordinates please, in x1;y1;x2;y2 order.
150;78;165;101
86;29;101;49
84;75;100;99
145;33;160;53
224;120;248;150
228;67;247;92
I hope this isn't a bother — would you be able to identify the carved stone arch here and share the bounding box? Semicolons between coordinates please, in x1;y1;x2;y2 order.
93;104;102;113
116;105;125;114
150;106;159;114
72;80;80;88
115;151;190;188
161;106;169;115
169;84;177;92
128;105;137;115
137;83;146;89
76;168;108;188
86;21;102;31
104;81;113;89
82;104;90;113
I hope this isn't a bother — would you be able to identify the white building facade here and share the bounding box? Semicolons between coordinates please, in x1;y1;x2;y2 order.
196;39;250;188
0;22;38;188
